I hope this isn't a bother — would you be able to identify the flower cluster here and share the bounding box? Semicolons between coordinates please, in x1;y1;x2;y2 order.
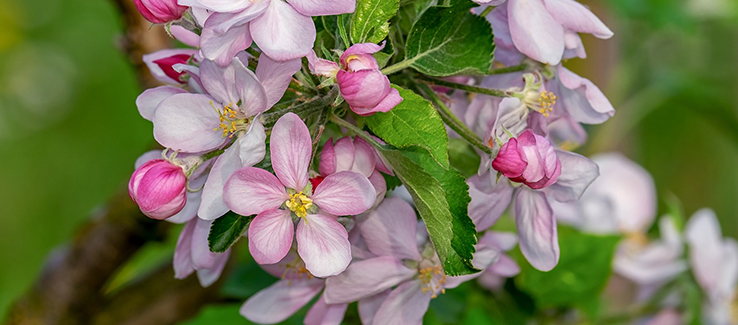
116;0;723;323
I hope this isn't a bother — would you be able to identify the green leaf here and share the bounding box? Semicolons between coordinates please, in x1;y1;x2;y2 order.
403;0;495;76
208;211;254;253
448;137;481;178
350;0;399;44
378;146;478;275
373;37;395;68
366;86;449;167
515;226;620;308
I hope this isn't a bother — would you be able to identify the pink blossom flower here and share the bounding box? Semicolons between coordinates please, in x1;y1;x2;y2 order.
319;136;388;204
613;217;687;288
469;146;599;271
480;0;613;65
174;217;231;287
240;252;348;324
552;153;657;234
323;198;498;324
492;129;562;189
685;209;738;324
223;113;376;277
182;0;356;64
307;43;403;116
129;158;187;220
150;55;300;220
134;0;187;24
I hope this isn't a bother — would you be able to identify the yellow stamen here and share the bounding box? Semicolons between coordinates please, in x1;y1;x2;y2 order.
418;265;447;299
537;91;557;118
285;192;313;218
211;102;242;138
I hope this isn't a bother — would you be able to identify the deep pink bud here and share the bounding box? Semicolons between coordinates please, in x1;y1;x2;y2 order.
129;159;187;220
492;130;562;189
133;0;187;24
153;54;192;84
336;43;403;116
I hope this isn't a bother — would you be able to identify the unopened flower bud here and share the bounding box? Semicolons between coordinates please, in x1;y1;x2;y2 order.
492;130;561;189
133;0;187;24
336;43;402;116
129;159;187;219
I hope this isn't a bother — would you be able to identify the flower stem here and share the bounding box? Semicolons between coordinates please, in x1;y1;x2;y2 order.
416;83;493;155
381;59;416;75
329;115;384;149
416;74;512;98
489;63;528;75
479;6;494;17
260;89;338;125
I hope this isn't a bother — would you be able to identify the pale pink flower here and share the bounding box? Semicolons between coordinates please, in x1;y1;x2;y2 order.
240;252;348;324
685;209;738;324
476;231;521;290
182;0;356;64
307;43;403;116
142;49;198;85
552;153;657;234
150;55;300;220
480;0;613;65
223;113;376;277
129;158;187;220
324;198;498;324
174;217;231;287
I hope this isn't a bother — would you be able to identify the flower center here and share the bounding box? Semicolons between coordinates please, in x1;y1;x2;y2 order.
524;91;556;118
285;192;313;218
418;265;447;298
212;102;249;138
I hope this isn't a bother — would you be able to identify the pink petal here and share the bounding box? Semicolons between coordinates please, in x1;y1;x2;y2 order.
200;57;240;105
255;54;301;108
557;65;615;124
197;249;231;287
210;1;271;34
200;21;252;67
136;86;186;121
333;137;356;173
270;113;312;190
368;170;387;205
488;253;521;277
173;218;197;279
445;245;500;289
340;42;385;63
542;150;599;202
319;138;337;176
373;280;431;325
685;209;724;292
248;208;295;264
304;294;348;325
467;174;514;231
307;50;340;77
352;137;377;177
170;25;200;47
514;189;559;271
508;0;565;65
323;256;416;304
250;0;316;61
358;289;391;325
179;0;253;12
152;93;227;152
296;214;352;277
356;87;403;116
199;127;267;220
191;218;217;270
312;171;376;216
287;0;356;16
479;231;518;251
542;0;613;39
360;197;422;260
223;167;289;216
240;278;325;324
232;58;269;116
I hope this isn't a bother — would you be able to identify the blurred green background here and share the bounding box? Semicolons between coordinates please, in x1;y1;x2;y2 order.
1;0;737;321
